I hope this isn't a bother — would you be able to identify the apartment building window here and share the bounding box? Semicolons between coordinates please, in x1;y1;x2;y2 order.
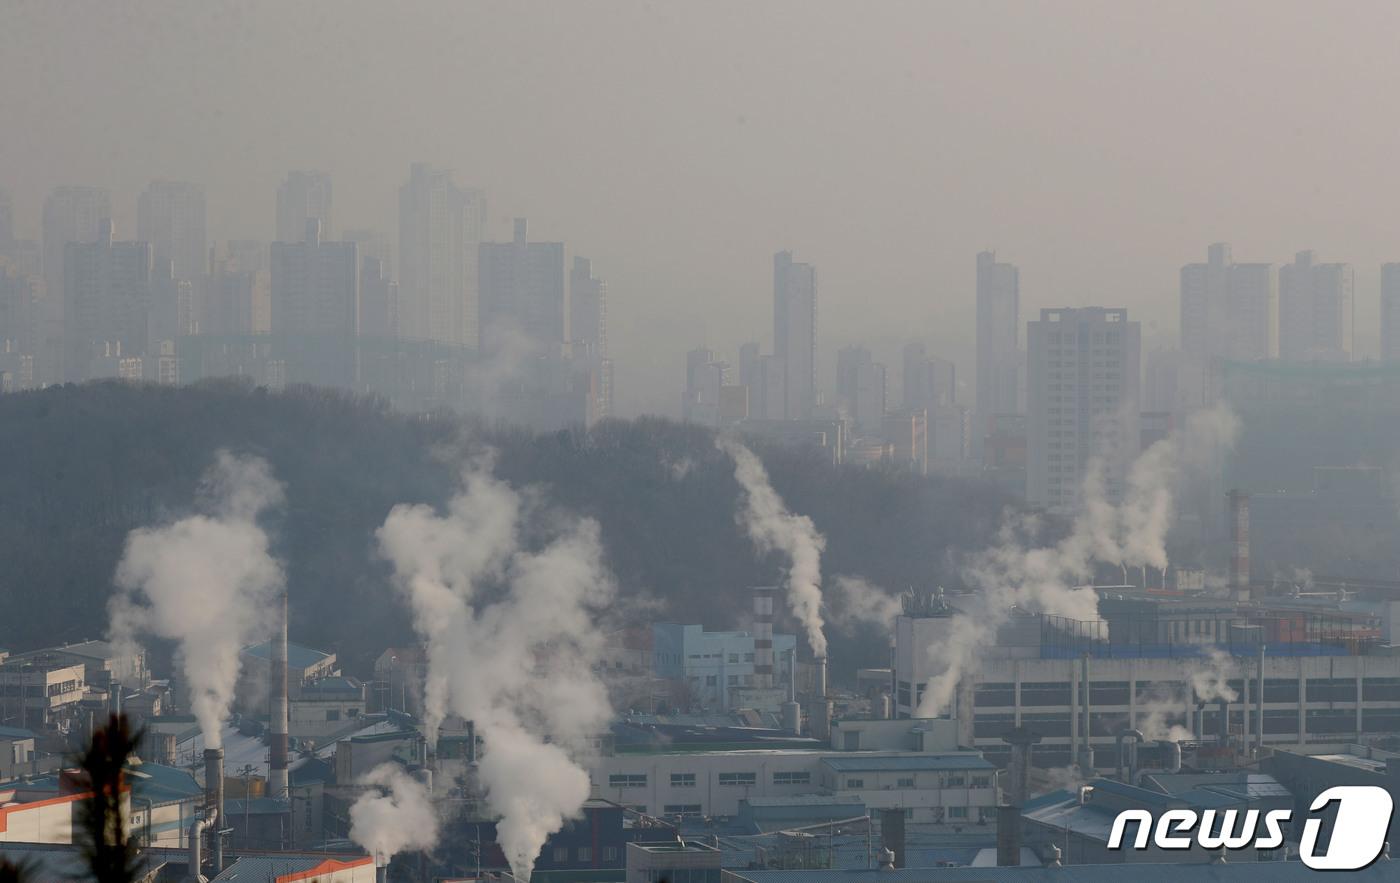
971;776;991;788
896;777;915;789
949;806;968;819
945;774;966;787
603;846;619;863
609;774;647;788
719;772;756;786
577;847;592;862
773;771;810;786
845;778;865;789
663;803;702;815
670;773;696;788
728;653;739;663
552;847;568;863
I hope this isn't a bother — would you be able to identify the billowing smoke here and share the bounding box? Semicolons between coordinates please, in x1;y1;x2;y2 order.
349;763;439;865
108;452;284;748
1190;646;1240;703
829;576;903;632
376;456;615;881
1135;681;1194;742
716;437;827;657
915;405;1239;717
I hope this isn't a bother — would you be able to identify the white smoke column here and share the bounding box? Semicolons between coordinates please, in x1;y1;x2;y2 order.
377;459;616;881
1191;646;1241;703
108;451;284;748
915;405;1240;717
716;437;827;657
349;763;439;865
830;576;903;631
1135;682;1194;742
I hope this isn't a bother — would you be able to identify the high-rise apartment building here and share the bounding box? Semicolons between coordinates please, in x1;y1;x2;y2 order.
773;251;816;420
270;219;358;386
683;347;728;426
398;163;486;347
359;256;398;340
478;218;566;353
276;171;334;244
1026;307;1141;511
136;180;207;283
1279;250;1353;362
570;256;606;358
835;345;886;436
975;251;1020;449
1381;264;1400;362
62;220;153;382
1177;243;1273;410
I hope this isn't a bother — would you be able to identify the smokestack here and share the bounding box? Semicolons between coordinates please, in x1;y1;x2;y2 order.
817;655;828;700
781;647;801;735
1079;654;1094;770
1229;491;1250;593
753;587;775;689
204;748;224;874
1001;727;1041;806
1218;698;1230;746
997;804;1022;866
269;593;290;800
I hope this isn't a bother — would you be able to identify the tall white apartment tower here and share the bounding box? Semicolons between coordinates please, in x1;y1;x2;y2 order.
1026;307;1141;511
773;251;817;420
398;163;487;347
1178;243;1273;410
1279;250;1354;362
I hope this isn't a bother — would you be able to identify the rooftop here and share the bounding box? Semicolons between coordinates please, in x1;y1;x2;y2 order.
728;863;1399;882
821;753;994;773
241;641;333;671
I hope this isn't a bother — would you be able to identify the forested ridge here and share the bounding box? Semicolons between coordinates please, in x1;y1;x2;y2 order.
0;380;1020;675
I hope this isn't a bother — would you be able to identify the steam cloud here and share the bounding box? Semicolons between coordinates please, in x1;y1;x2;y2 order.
108;451;285;748
829;575;904;631
376;456;615;881
717;437;827;657
915;405;1240;717
349;763;440;865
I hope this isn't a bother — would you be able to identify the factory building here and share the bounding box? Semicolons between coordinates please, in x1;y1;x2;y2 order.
0;654;86;731
653;622;797;711
893;587;1400;767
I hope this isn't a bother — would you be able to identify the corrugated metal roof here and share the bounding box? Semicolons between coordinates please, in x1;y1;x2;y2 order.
242;640;333;670
729;862;1397;882
821;754;994;773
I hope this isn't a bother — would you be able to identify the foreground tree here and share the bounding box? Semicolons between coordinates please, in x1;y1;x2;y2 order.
76;713;144;883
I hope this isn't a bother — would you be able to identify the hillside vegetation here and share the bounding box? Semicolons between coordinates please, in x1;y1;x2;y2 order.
0;380;1019;676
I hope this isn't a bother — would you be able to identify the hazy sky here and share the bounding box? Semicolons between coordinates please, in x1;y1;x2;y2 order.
5;1;1400;416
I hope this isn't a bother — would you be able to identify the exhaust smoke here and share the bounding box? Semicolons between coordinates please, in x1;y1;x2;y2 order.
349;763;440;868
108;451;285;748
717;437;827;657
376;455;615;881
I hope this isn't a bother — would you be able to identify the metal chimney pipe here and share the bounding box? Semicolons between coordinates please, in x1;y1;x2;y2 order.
204;748;224;873
375;863;388;883
1228;491;1250;593
269;593;290;800
188;815;212;883
817;655;829;699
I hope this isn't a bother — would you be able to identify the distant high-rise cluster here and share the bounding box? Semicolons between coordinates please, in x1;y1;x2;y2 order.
0;166;613;429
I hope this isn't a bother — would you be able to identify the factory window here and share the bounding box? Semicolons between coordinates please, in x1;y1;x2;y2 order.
1307;678;1356;703
719;772;756;786
1363;678;1400;702
663;804;702;815
1264;710;1297;735
974;682;1015;708
948;806;968;819
705;676;717;686
845;778;865;789
1364;709;1400;732
973;714;1016;740
577;847;592;862
897;777;915;789
897;681;912;708
1264;678;1300;704
671;773;696;788
773;771;810;786
325;709;340;721
1305;709;1354;735
603;846;619;863
728;675;739;685
945;773;966;787
744;653;754;662
1021;712;1070;737
553;847;568;863
1020;682;1070;706
609;774;647;789
971;776;991;788
728;653;739;663
1089;681;1130;706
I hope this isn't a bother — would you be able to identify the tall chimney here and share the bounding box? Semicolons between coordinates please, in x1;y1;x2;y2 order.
997;804;1022;866
204;748;224;874
269;592;290;799
1228;491;1250;593
753;587;775;690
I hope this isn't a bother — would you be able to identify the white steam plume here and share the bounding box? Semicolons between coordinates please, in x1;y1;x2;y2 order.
1190;646;1240;703
349;763;439;865
915;405;1239;717
716;437;827;657
376;457;615;881
1135;681;1194;742
108;451;284;748
830;575;903;631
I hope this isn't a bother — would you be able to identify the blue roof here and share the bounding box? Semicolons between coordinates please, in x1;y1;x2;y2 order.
0;725;35;740
242;641;332;670
127;762;203;805
300;675;362;695
821;754;994;773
